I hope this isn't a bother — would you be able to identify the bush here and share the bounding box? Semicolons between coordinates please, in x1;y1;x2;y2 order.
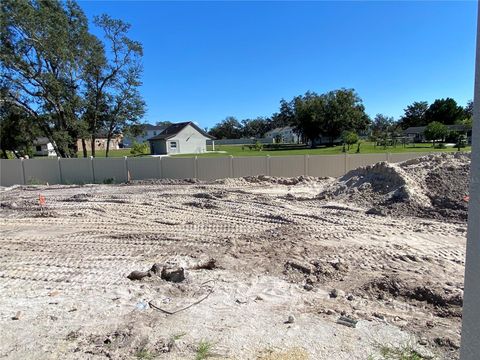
130;142;150;156
342;131;359;150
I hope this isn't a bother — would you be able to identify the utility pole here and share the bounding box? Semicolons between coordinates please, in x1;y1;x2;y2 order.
460;2;480;359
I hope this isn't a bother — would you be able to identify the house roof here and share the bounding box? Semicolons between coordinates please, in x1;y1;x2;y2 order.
143;124;166;131
265;126;294;136
148;122;215;141
404;124;468;134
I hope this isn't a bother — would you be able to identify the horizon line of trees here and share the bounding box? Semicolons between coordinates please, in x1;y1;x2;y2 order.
1;0;146;159
207;94;473;148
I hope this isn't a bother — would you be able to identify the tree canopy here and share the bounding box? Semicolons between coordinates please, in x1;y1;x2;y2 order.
424;98;465;125
0;0;145;158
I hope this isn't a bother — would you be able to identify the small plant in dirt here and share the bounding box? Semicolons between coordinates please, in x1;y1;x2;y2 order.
195;340;214;360
135;347;155;360
102;177;115;184
377;344;427;360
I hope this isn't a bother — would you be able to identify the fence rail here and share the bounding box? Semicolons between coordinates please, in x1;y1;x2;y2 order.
0;153;428;187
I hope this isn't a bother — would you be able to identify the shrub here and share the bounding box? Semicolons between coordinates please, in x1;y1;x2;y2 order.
130;142;150;156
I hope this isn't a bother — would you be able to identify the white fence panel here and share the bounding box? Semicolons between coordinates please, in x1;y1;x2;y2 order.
126;157;159;180
308;155;346;177
0;159;24;186
93;158;127;183
60;158;94;184
270;156;305;177
197;157;231;180
161;157;195;179
23;159;61;184
232;157;268;177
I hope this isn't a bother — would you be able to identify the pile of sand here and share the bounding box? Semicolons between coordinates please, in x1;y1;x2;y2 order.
318;153;471;221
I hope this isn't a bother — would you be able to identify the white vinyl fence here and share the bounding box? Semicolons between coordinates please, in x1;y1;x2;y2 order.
0;153;428;187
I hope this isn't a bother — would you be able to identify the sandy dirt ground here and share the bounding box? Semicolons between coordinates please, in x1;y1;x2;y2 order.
0;153;469;360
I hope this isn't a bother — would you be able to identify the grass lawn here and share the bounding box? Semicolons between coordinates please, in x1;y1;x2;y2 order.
76;149;135;158
172;142;471;158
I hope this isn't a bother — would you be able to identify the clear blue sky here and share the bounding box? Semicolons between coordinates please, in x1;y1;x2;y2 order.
80;1;477;129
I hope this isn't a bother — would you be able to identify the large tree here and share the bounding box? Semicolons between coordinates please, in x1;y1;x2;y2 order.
399;101;429;129
208;116;243;139
424;98;465;125
82;15;145;157
371;114;395;136
241;117;270;138
424;121;449;146
1;0;92;157
1;0;145;158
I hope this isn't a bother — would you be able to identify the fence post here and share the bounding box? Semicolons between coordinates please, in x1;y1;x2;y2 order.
58;157;63;184
304;154;309;176
266;155;271;176
344;153;348;174
124;156;129;182
90;156;95;183
194;156;198;179
229;155;234;178
21;158;26;185
157;156;162;179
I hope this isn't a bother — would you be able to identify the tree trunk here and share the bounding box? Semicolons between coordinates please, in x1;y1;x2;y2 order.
82;139;87;157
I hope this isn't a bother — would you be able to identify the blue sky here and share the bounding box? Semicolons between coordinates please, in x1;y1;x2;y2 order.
80;1;477;129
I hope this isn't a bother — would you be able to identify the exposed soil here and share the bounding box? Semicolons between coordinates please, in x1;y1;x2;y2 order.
0;153;468;359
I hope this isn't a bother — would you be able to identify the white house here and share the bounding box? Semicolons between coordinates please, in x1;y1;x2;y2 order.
122;124;166;147
148;122;214;155
264;126;299;143
33;137;57;157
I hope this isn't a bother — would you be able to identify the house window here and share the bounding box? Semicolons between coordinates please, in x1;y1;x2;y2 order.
153;131;157;135
36;145;42;151
170;141;177;148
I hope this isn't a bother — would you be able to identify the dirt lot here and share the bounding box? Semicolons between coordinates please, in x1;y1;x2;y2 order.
0;153;469;359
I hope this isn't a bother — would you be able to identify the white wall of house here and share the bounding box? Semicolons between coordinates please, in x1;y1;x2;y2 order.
169;124;209;154
123;129;164;147
34;142;56;157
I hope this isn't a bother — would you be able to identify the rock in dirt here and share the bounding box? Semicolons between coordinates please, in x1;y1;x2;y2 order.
161;267;185;283
337;316;357;328
149;263;163;275
127;270;150;281
286;315;295;324
191;258;217;270
11;311;22;320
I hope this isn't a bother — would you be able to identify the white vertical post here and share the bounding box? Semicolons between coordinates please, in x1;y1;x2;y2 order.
460;3;480;359
344;153;348;174
194;156;198;179
157;157;162;179
58;157;63;184
304;154;309;176
90;156;95;183
124;156;129;182
229;155;234;178
21;158;26;185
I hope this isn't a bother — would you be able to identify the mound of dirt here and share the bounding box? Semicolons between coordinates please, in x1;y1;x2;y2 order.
318;153;470;221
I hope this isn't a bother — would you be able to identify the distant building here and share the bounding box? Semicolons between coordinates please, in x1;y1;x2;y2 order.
122;124;166;147
264;126;299;143
77;133;123;151
403;124;471;143
33;137;57;157
148;122;214;155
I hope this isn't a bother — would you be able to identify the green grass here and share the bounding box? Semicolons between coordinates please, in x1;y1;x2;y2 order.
76;149;134;158
172;142;471;158
378;344;427;360
195;340;214;360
